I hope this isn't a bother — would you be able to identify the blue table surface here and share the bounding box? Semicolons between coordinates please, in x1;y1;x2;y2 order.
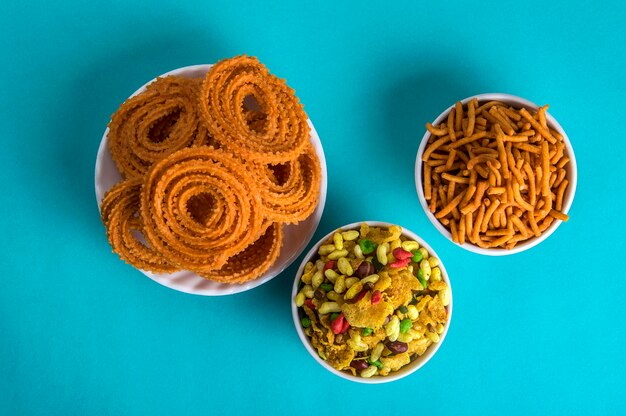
1;1;625;415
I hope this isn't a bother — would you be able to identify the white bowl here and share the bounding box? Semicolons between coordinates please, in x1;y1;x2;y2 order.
414;93;577;256
291;221;453;384
95;64;328;296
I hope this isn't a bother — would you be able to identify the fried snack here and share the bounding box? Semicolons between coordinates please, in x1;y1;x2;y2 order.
108;76;210;178
295;224;450;378
422;99;571;249
140;146;264;273
252;143;321;223
199;55;310;163
102;58;322;285
199;222;283;283
101;178;177;273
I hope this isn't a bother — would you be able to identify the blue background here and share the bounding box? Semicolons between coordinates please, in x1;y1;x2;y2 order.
1;1;625;414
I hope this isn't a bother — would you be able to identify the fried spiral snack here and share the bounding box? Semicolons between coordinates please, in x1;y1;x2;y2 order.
108;76;210;178
140;146;264;273
253;143;322;223
101;56;322;285
199;222;283;284
199;55;310;163
100;178;177;273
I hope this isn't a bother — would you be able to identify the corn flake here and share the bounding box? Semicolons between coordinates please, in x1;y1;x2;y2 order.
303;305;319;323
428;280;447;291
381;352;411;372
418;310;435;328
362;328;387;349
428;294;447;323
341;292;394;329
416;295;431;312
407;337;432;356
321;343;355;370
364;225;403;244
373;272;391;292
319;315;335;344
384;269;421;309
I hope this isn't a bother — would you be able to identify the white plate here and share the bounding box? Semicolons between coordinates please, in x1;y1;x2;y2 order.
94;64;328;296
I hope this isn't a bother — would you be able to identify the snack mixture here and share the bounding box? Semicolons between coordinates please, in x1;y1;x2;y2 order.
295;224;450;378
421;99;571;249
101;55;321;284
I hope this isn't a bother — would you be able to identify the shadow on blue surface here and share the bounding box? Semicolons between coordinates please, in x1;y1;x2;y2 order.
55;29;229;237
377;65;490;194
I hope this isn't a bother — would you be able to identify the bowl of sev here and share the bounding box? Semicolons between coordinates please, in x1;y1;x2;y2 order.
415;93;576;255
95;57;327;295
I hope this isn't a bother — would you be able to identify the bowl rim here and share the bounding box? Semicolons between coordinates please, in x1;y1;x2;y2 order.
94;64;328;296
414;93;578;256
291;220;453;384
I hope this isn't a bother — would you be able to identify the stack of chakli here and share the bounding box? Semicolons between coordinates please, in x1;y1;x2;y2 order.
101;55;322;284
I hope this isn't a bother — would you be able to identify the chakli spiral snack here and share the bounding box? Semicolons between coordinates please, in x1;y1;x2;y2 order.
100;178;177;273
199;222;283;284
101;56;321;285
253;143;321;223
140;146;265;273
108;76;210;178
199;55;310;163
